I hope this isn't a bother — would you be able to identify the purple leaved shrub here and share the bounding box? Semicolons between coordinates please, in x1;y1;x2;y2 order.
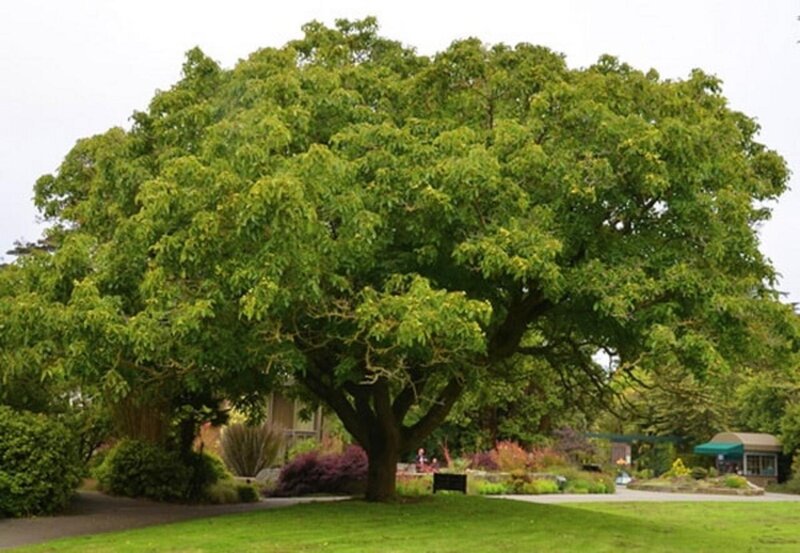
469;450;499;471
275;445;367;496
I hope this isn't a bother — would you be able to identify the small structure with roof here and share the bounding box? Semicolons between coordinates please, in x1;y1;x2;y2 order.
694;432;781;487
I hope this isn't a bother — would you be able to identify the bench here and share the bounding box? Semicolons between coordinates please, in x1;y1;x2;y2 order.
433;472;467;494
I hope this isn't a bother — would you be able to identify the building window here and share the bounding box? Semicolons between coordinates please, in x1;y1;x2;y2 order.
745;454;776;476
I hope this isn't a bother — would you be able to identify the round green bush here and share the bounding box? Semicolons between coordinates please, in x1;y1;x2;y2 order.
205;480;239;504
96;440;192;501
95;440;228;502
474;480;510;495
236;483;259;503
184;450;231;501
723;475;748;489
0;406;83;517
521;479;560;495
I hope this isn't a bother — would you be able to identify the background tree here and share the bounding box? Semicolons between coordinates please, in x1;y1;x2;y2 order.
16;18;793;501
429;356;602;454
599;307;798;471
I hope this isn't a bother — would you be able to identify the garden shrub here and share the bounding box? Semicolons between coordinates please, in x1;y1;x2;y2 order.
791;450;800;480
723;475;748;489
599;475;616;494
203;480;259;504
664;458;690;478
0;406;83;517
275;445;367;496
508;469;531;493
221;423;283;477
323;444;368;492
521;479;559;495
205;480;239;504
396;475;432;497
492;441;529;472
777;477;800;494
690;466;708;480
96;440;228;502
565;479;591;494
96;440;192;501
587;476;615;494
474;481;509;495
185;450;231;501
275;452;321;496
236;483;260;502
468;450;499;471
528;447;568;471
558;467;615;494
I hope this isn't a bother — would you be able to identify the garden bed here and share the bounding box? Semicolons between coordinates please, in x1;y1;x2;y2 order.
628;475;764;496
396;468;615;496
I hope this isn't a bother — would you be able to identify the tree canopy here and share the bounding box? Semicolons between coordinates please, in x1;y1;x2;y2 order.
4;18;794;500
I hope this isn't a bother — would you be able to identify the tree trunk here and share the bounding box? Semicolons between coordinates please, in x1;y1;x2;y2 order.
365;436;401;502
300;370;463;502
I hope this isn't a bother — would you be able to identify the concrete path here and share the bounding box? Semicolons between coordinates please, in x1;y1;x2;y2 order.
0;491;345;550
498;486;800;504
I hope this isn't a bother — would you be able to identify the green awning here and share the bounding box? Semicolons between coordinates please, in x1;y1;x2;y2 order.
694;442;744;456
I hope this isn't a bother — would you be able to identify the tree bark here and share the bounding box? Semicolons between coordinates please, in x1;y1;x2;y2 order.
302;362;464;502
365;431;401;502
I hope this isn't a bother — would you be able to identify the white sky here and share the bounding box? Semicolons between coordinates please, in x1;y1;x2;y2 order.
1;1;798;304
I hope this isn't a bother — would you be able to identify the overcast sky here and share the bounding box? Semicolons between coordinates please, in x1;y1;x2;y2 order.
1;1;798;303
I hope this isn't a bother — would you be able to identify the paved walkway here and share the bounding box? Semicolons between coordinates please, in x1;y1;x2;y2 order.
0;492;344;550
499;486;800;504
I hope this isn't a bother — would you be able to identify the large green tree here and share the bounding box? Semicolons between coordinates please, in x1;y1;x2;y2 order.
18;18;792;500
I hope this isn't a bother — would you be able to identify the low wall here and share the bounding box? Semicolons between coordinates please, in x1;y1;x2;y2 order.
746;475;777;488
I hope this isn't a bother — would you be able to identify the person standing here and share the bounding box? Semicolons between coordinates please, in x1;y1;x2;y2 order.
415;447;427;472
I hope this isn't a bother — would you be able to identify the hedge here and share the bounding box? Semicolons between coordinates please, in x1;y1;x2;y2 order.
0;406;83;517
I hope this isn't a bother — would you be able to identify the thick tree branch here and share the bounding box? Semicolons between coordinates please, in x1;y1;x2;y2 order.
391;368;426;421
301;368;368;446
401;378;463;451
516;345;555;356
344;381;375;426
488;290;551;362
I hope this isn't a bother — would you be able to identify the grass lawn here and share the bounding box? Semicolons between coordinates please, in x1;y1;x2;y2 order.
14;495;800;552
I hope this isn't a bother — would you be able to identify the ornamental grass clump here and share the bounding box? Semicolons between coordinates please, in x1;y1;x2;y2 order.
220;422;283;477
